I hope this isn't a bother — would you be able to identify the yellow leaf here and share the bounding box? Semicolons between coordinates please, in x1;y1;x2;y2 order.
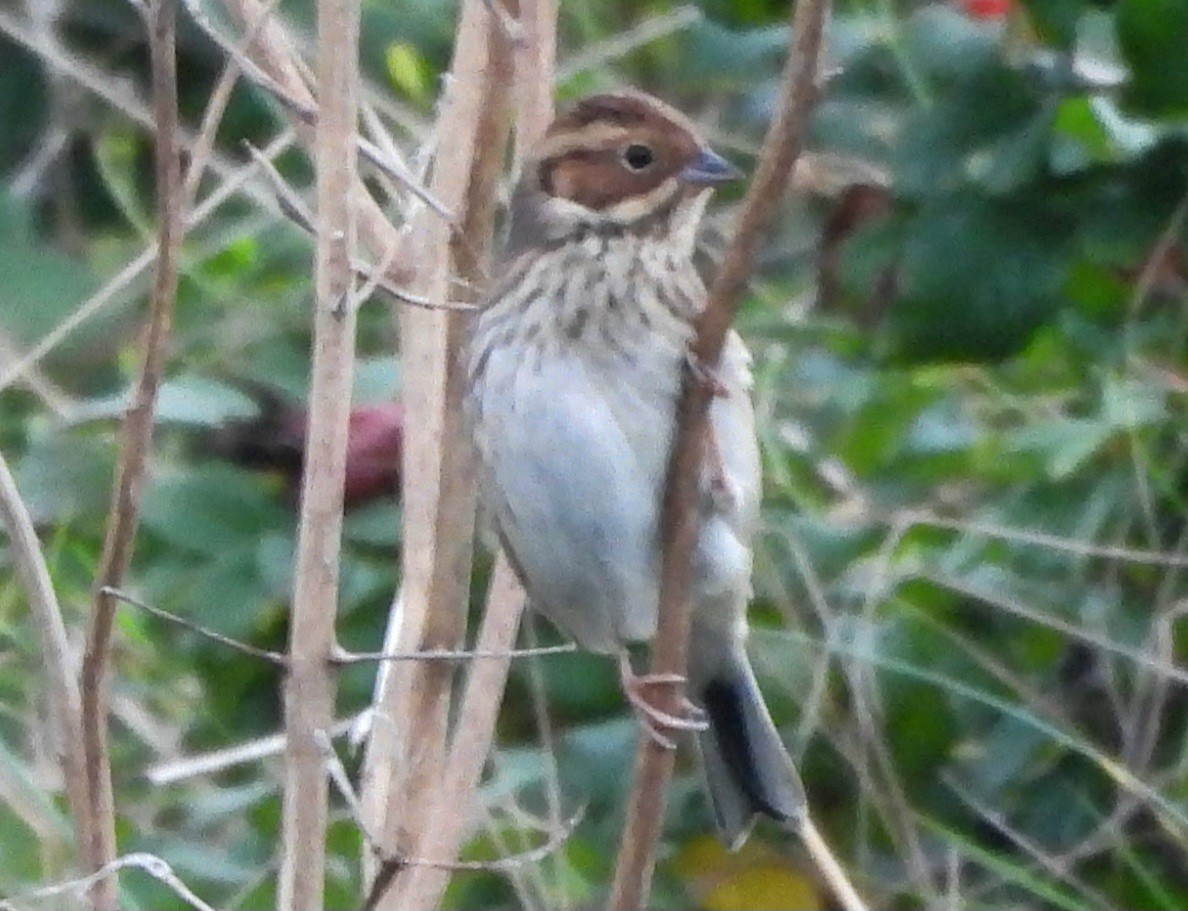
385;42;429;103
677;834;822;911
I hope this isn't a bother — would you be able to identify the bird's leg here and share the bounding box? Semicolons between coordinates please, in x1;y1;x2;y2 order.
619;653;708;750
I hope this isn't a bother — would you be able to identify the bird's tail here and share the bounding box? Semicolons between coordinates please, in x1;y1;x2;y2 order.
692;643;806;849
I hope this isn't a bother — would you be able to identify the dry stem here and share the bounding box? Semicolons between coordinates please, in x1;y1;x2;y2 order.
606;1;834;908
0;448;90;874
379;557;527;909
78;2;183;905
357;2;516;906
218;0;414;283
377;4;556;907
274;0;360;904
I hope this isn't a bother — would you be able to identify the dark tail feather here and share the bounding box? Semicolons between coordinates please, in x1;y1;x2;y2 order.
695;655;806;849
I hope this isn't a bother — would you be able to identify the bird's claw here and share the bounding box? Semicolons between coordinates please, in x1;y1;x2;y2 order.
619;657;708;750
685;348;730;398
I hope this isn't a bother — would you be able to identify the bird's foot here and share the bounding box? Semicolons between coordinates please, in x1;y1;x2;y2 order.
685;347;730;398
619;654;708;750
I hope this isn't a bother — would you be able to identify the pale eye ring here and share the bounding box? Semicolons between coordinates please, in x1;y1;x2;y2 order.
621;143;656;171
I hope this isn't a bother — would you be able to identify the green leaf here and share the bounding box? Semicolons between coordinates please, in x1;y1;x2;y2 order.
890;194;1071;361
1020;0;1089;48
140;464;287;556
65;376;260;427
0;191;97;352
1116;0;1188;115
15;430;117;523
384;42;431;103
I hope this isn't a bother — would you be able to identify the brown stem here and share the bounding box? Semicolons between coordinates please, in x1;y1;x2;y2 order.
379;5;557;907
357;3;516;905
606;2;832;908
78;2;182;906
359;558;526;910
274;0;360;905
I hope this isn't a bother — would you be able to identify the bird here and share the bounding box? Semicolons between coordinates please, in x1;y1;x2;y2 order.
203;384;404;508
465;91;805;848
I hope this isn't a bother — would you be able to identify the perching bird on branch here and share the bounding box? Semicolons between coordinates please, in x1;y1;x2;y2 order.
466;91;805;848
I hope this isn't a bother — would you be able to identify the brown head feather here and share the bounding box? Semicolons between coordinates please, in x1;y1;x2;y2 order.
533;92;704;211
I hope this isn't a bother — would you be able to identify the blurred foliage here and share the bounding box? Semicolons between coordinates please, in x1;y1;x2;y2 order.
2;0;1188;908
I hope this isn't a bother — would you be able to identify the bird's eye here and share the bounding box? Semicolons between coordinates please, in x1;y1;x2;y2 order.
622;143;655;171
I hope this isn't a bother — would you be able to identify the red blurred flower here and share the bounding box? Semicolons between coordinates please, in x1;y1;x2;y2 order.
960;0;1013;19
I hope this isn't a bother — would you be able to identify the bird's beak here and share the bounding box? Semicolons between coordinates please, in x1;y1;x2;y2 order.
679;147;742;185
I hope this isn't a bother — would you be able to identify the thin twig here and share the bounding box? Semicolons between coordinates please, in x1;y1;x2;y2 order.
275;0;360;902
555;5;701;82
79;3;183;905
100;587;288;665
332;640;574;664
181;0;286;205
0;5;272;210
240;142;461;310
0;853;218;911
101;586;570;669
145;715;362;785
801;817;870;911
0;447;91;872
606;1;834;908
319;727;581;905
213;0;423;282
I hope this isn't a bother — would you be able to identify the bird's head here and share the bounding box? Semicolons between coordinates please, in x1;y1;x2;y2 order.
508;92;740;252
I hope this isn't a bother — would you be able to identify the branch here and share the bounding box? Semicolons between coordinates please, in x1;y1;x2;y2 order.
79;2;183;905
380;9;556;905
358;2;549;906
606;2;833;908
0;447;91;871
0;852;218;911
377;557;528;908
275;0;360;903
356;3;516;906
216;0;414;284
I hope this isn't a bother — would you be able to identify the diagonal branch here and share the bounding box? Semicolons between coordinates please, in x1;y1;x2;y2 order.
0;447;91;875
78;1;184;906
606;1;835;908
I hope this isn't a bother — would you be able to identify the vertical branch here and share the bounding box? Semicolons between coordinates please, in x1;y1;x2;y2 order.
388;557;526;910
0;449;90;871
358;1;516;906
606;1;832;908
78;1;182;906
513;0;556;160
366;7;555;907
275;0;359;905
